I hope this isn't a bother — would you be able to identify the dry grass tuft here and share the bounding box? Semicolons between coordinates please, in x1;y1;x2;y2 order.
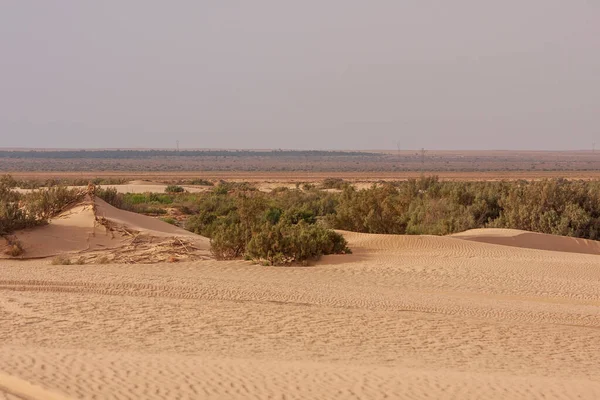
3;236;24;257
51;255;72;265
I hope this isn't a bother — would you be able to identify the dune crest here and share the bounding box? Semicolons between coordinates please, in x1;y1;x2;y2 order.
452;228;600;255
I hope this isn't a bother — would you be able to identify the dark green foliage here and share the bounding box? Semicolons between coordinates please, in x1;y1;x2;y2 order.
281;207;317;225
487;179;600;239
330;178;600;240
181;190;348;264
92;176;600;263
188;179;214;186
329;184;406;234
26;186;85;220
165;185;185;193
210;224;247;260
246;222;351;265
96;188;171;214
213;181;257;194
1;175;84;237
96;187;122;208
321;178;347;190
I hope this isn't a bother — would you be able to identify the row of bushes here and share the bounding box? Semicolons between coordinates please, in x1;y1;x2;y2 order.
184;177;600;241
97;177;600;263
329;178;600;239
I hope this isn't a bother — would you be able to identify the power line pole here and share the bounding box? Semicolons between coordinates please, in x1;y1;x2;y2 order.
176;140;180;154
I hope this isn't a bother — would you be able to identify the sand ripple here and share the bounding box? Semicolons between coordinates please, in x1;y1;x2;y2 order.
1;231;599;398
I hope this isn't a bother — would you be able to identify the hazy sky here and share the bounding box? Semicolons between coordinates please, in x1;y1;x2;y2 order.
1;1;598;150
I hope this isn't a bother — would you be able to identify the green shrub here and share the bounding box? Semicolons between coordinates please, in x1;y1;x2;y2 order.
165;185;185;193
190;179;214;186
0;176;83;235
321;178;346;190
246;221;350;265
24;186;84;221
210;223;246;260
161;217;178;225
96;187;123;208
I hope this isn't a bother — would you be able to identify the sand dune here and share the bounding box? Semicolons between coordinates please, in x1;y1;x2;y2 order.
1;229;599;398
1;197;210;262
453;228;600;255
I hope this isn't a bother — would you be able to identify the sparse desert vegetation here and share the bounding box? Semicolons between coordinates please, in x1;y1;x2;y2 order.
96;176;600;242
0;174;84;236
2;171;600;399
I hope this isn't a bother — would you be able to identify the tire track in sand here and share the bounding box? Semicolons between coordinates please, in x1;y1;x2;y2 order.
2;279;599;330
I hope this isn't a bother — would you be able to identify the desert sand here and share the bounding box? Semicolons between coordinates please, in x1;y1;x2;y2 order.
0;197;211;263
1;226;600;398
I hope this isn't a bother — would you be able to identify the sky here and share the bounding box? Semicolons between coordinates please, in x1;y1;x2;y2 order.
1;1;598;150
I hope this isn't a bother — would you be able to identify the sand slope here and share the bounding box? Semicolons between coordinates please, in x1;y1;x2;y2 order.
1;197;210;261
453;228;600;255
1;231;599;398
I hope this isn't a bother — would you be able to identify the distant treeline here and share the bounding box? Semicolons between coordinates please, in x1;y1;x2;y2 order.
0;150;374;159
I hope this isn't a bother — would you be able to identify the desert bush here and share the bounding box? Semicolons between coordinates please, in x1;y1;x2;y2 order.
329;184;407;234
210;223;247;260
161;217;178;225
246;221;350;265
24;186;85;220
214;181;257;194
96;187;123;208
321;178;347;190
51;255;72;265
0;176;82;235
86;176;600;260
189;179;213;186
165;185;185;193
3;236;24;257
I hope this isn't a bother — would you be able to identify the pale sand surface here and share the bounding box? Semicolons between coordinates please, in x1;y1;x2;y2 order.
0;197;210;262
1;231;600;398
453;228;600;255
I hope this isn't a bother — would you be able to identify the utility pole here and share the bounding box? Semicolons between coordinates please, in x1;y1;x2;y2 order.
420;148;426;174
176;140;180;154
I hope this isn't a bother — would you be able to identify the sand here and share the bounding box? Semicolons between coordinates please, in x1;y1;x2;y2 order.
1;197;211;262
1;229;600;399
453;228;600;255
